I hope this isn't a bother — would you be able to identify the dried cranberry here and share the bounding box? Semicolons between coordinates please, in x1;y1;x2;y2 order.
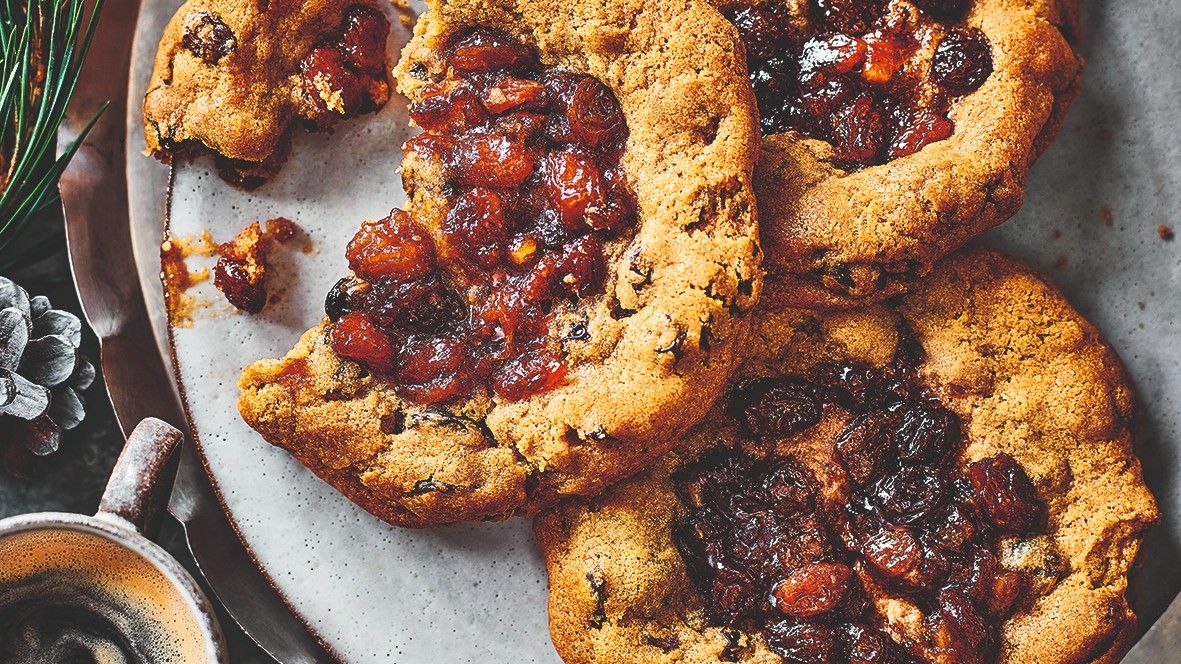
932;29;993;97
966;453;1047;534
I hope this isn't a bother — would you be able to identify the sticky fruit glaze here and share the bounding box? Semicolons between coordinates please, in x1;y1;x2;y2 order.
725;0;993;167
325;28;635;405
673;326;1047;663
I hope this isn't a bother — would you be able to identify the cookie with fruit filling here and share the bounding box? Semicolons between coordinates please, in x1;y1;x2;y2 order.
237;0;762;527
143;0;391;188
537;247;1156;664
710;0;1081;307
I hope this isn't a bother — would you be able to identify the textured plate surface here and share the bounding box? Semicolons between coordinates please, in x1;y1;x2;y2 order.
128;1;1181;661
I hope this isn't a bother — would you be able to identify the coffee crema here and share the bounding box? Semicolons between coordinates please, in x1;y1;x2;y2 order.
0;528;213;664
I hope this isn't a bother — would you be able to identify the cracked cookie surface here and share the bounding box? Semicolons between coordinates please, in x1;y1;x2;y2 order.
237;0;762;527
711;0;1082;308
536;247;1156;664
143;0;391;187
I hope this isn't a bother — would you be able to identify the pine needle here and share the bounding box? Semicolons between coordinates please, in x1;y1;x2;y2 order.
0;0;105;258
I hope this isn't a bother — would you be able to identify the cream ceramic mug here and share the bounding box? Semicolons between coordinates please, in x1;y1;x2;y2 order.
0;418;227;663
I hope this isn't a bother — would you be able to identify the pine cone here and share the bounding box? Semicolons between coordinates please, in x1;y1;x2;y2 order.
0;276;94;476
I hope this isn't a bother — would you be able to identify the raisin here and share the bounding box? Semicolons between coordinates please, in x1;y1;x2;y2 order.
728;377;823;441
834;409;898;486
346;210;437;283
809;0;886;34
339;5;389;76
932;29;994;97
492;344;567;401
966;453;1047;534
409;80;490;132
181;11;236;64
726;0;971;165
541;150;607;230
764;457;820;513
765;620;839;663
673;322;1044;662
330;312;396;372
213;258;264;313
567;77;628;150
892;401;960;464
771;563;854;618
447;28;534;73
911;0;971;23
831;93;885;165
443;187;509;271
325;276;365;322
868;464;948;526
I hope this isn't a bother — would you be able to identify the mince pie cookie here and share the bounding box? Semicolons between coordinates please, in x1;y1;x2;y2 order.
537;247;1156;664
712;0;1081;307
237;0;762;527
143;0;392;188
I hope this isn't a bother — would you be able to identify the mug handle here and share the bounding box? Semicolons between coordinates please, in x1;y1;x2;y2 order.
97;417;185;536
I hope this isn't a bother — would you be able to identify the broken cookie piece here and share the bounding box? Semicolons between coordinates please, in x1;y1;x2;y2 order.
213;217;297;314
143;0;391;188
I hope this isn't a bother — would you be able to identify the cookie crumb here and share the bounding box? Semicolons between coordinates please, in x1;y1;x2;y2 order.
1099;205;1113;227
1158;224;1175;241
1051;228;1062;240
1137;302;1146;311
1052;255;1068;270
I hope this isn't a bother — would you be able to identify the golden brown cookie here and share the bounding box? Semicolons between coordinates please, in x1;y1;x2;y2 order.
143;0;392;187
709;0;1081;308
237;0;762;527
537;247;1156;664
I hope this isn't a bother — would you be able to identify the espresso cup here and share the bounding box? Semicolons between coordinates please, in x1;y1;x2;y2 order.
0;418;227;663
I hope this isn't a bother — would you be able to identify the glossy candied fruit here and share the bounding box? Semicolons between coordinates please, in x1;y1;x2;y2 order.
299;5;391;127
725;0;994;167
326;28;636;405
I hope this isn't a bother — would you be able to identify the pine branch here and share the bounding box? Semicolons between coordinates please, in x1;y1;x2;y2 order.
0;0;105;260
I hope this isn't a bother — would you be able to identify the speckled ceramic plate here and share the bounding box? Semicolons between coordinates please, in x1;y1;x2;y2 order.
126;1;1181;661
